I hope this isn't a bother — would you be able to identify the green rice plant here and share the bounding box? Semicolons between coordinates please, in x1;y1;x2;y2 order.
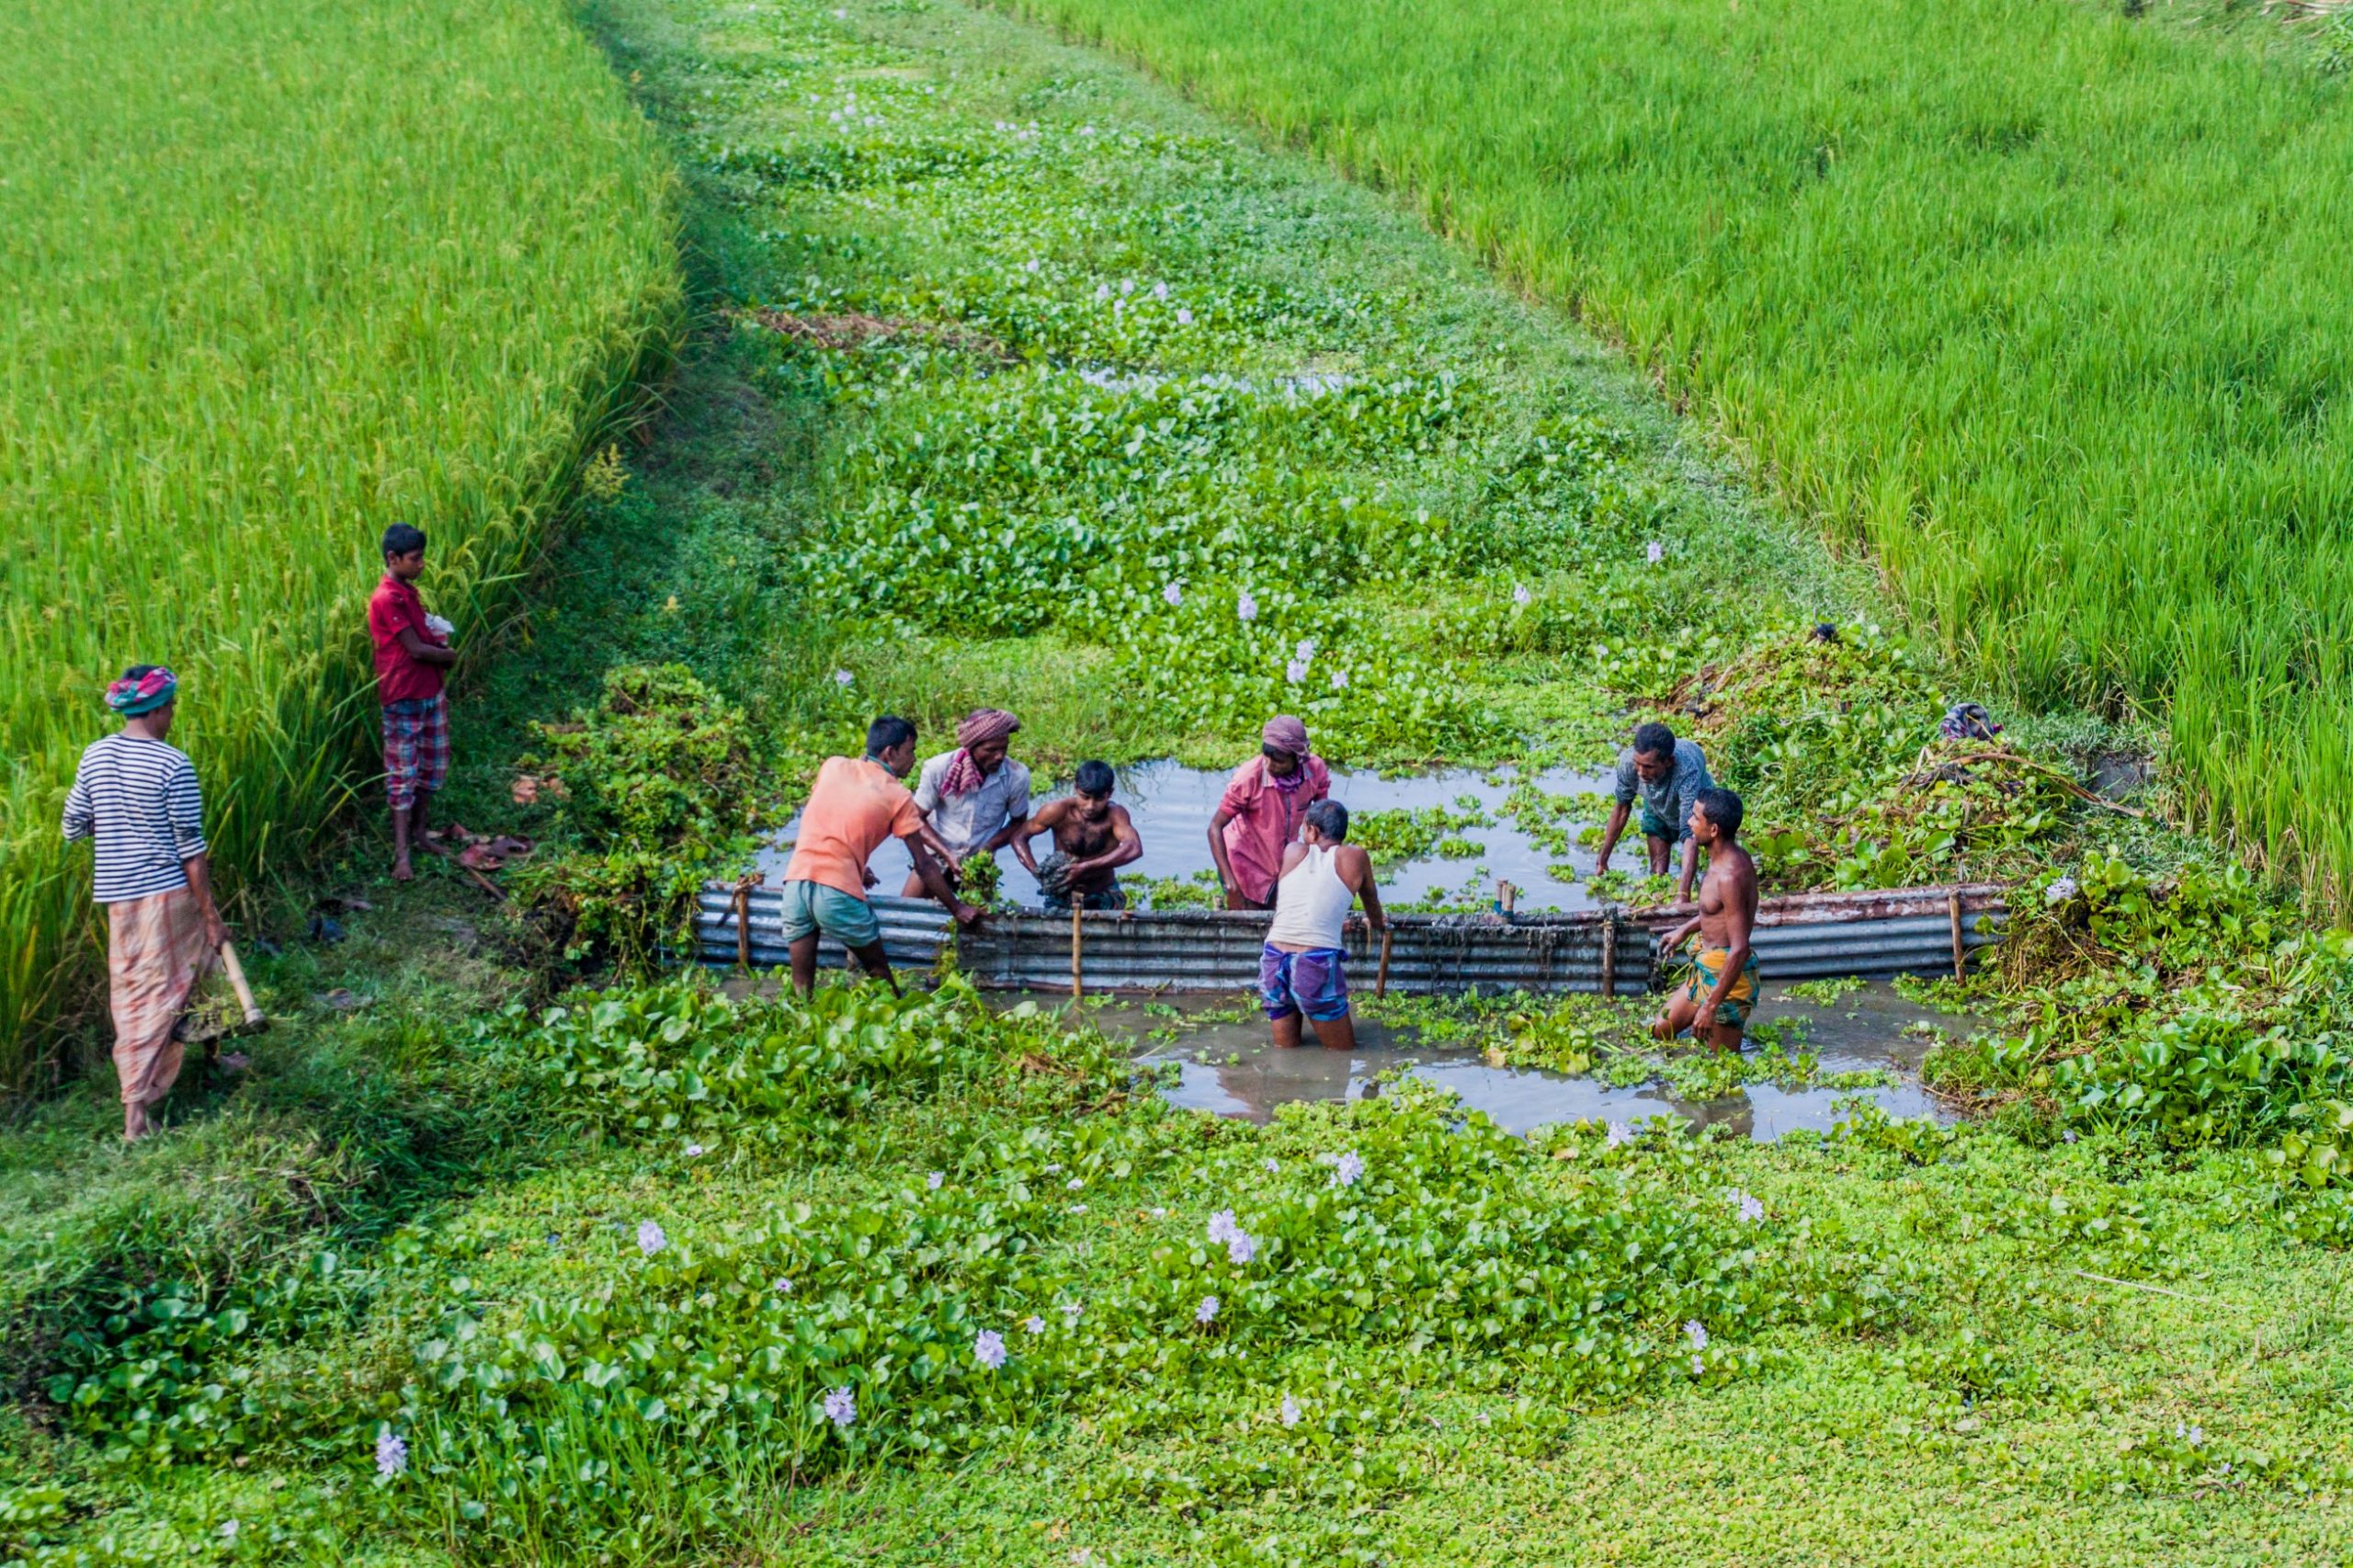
0;0;683;1082
1001;0;2353;908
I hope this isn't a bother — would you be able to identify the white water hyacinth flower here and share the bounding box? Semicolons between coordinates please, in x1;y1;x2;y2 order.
636;1221;666;1256
1646;540;1665;565
1736;1191;1766;1224
833;668;853;687
1163;580;1184;607
2045;876;2079;905
1280;1394;1302;1427
1286;659;1310;685
1512;584;1532;608
1605;1120;1634;1149
1236;589;1257;622
1176;307;1194;326
1154;280;1169;301
1685;1321;1709;1351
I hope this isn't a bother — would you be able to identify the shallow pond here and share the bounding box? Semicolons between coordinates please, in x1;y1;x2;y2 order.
1087;981;1965;1142
761;758;1615;912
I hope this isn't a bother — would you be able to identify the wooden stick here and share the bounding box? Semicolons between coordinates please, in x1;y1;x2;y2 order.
733;883;753;970
1600;908;1619;998
217;942;265;1028
1498;880;1518;915
1376;926;1393;998
1949;890;1965;982
1070;904;1084;1001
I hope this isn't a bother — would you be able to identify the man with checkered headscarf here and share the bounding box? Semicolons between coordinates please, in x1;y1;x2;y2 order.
901;708;1032;897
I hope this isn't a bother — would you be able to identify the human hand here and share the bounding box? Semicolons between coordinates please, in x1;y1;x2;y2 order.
425;613;454;643
1650;1013;1675;1042
953;903;984;929
862;868;879;890
202;904;229;952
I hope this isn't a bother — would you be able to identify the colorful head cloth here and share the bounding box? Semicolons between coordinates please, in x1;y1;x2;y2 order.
105;667;177;717
940;709;1020;797
1260;715;1309;756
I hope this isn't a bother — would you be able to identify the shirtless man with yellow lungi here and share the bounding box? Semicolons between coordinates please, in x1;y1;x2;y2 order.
1650;787;1759;1052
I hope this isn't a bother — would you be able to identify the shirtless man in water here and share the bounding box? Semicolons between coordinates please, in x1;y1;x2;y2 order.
1650;786;1759;1051
1016;760;1143;911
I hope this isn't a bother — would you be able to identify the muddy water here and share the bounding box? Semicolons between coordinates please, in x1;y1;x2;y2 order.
759;759;1614;911
1089;981;1963;1142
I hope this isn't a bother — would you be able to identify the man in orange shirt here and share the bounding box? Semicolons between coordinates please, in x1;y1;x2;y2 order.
781;715;981;995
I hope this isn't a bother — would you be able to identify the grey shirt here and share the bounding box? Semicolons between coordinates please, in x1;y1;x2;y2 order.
912;751;1032;858
1613;738;1712;836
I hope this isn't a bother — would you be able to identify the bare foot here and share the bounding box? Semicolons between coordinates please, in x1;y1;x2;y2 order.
214;1051;252;1075
392;853;415;881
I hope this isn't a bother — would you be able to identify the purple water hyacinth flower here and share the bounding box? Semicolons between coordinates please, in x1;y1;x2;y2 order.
1294;638;1316;662
1208;1209;1239;1244
1063;1301;1084;1324
1044;1164;1063;1175
1691;1355;1705;1375
1067;1176;1084;1191
824;1387;857;1428
375;1429;408;1478
1512;584;1532;608
1263;1157;1279;1174
974;1329;1007;1370
1025;257;1041;274
1285;659;1309;685
833;669;854;687
1069;1204;1088;1213
1196;1295;1220;1325
1154;281;1169;301
685;1143;706;1158
928;1172;944;1190
1163;581;1184;608
1175;308;1194;326
1236;589;1257;622
1026;1315;1047;1335
1685;1321;1708;1350
1646;541;1665;565
1094;283;1111;302
1330;669;1348;690
1331;1152;1364;1188
1226;1232;1257;1266
775;1278;794;1293
1606;1121;1634;1149
1736;1192;1765;1224
637;1221;667;1256
1280;1394;1302;1427
1120;278;1135;296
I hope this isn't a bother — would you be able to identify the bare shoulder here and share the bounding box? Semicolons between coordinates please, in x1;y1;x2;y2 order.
1279;840;1310;871
1108;802;1138;831
1336;844;1376;885
1031;796;1073;825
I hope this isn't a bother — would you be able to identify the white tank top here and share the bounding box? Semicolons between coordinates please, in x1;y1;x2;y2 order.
1267;844;1353;949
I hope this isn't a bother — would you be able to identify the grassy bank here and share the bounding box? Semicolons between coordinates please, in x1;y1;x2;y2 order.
10;0;2353;1562
994;0;2353;906
0;0;681;1079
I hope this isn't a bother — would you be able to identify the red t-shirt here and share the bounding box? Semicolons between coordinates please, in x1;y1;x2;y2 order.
367;574;446;705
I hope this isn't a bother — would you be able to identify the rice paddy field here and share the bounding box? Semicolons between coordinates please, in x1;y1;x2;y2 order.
1002;0;2353;905
15;0;2353;1562
0;0;680;1081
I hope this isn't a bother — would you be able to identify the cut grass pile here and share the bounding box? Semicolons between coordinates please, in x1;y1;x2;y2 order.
999;0;2353;906
0;0;682;1079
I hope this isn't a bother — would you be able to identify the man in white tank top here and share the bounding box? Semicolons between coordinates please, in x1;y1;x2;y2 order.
1260;800;1387;1051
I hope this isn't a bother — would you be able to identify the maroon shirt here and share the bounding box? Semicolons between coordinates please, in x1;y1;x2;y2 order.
367;574;445;705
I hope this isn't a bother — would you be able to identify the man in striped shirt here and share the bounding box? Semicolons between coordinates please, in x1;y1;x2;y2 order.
61;665;231;1141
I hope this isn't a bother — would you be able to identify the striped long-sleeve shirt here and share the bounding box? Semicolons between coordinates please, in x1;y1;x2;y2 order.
61;733;208;903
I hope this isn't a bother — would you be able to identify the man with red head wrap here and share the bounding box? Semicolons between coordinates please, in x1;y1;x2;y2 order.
902;708;1032;897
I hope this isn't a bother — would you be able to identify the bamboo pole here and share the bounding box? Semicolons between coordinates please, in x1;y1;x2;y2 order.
217;942;266;1030
733;882;752;970
1070;905;1084;1000
1949;890;1965;982
1376;926;1393;998
1600;907;1618;997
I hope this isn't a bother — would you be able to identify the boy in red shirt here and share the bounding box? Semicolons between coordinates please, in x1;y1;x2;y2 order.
366;525;459;880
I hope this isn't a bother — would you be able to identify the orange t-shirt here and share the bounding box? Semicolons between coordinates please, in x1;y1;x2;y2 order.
781;756;925;899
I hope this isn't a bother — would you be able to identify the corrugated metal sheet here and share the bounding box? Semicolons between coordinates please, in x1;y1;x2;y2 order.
694;882;2008;993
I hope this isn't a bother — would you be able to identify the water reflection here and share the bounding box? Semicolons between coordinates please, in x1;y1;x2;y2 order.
1099;982;1965;1142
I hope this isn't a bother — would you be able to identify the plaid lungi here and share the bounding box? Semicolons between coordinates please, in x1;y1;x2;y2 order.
108;888;214;1107
381;695;449;810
